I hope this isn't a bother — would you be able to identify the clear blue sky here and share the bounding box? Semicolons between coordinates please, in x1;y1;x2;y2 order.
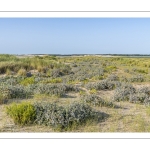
0;18;150;54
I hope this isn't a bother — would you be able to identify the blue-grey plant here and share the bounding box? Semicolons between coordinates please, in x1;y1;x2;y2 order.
113;83;136;101
33;102;101;129
81;94;116;107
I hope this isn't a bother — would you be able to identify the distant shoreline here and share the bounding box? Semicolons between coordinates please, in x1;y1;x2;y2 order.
14;54;150;56
1;53;150;58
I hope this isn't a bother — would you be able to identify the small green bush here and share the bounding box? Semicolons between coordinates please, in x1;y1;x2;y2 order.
104;65;117;73
6;102;36;125
89;89;97;94
20;77;35;86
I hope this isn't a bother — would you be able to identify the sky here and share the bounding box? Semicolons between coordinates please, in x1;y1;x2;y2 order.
0;18;150;54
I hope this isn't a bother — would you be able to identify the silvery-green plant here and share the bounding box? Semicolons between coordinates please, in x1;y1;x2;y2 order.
81;94;116;107
85;80;116;90
113;83;136;101
33;102;100;129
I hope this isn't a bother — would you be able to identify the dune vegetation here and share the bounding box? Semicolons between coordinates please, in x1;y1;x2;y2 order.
1;54;150;132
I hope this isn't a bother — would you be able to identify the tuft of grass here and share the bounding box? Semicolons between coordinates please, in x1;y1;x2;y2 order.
6;68;12;75
17;68;27;76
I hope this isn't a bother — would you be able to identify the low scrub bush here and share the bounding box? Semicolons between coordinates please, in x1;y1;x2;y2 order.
137;87;150;105
113;84;150;104
34;102;101;130
133;68;148;74
104;65;117;73
89;89;97;94
0;76;22;86
114;84;150;104
129;93;148;103
107;74;119;81
85;80;115;90
51;69;63;78
67;103;98;125
124;69;129;73
138;87;150;96
144;97;150;106
0;85;33;100
81;94;116;107
33;83;79;97
129;74;144;82
6;102;36;125
113;83;136;101
34;102;66;127
120;76;128;82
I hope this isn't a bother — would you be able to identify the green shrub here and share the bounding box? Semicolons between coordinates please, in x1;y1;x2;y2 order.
20;77;35;86
79;90;86;95
136;68;148;74
89;89;97;94
6;102;36;125
46;69;52;77
104;65;117;73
